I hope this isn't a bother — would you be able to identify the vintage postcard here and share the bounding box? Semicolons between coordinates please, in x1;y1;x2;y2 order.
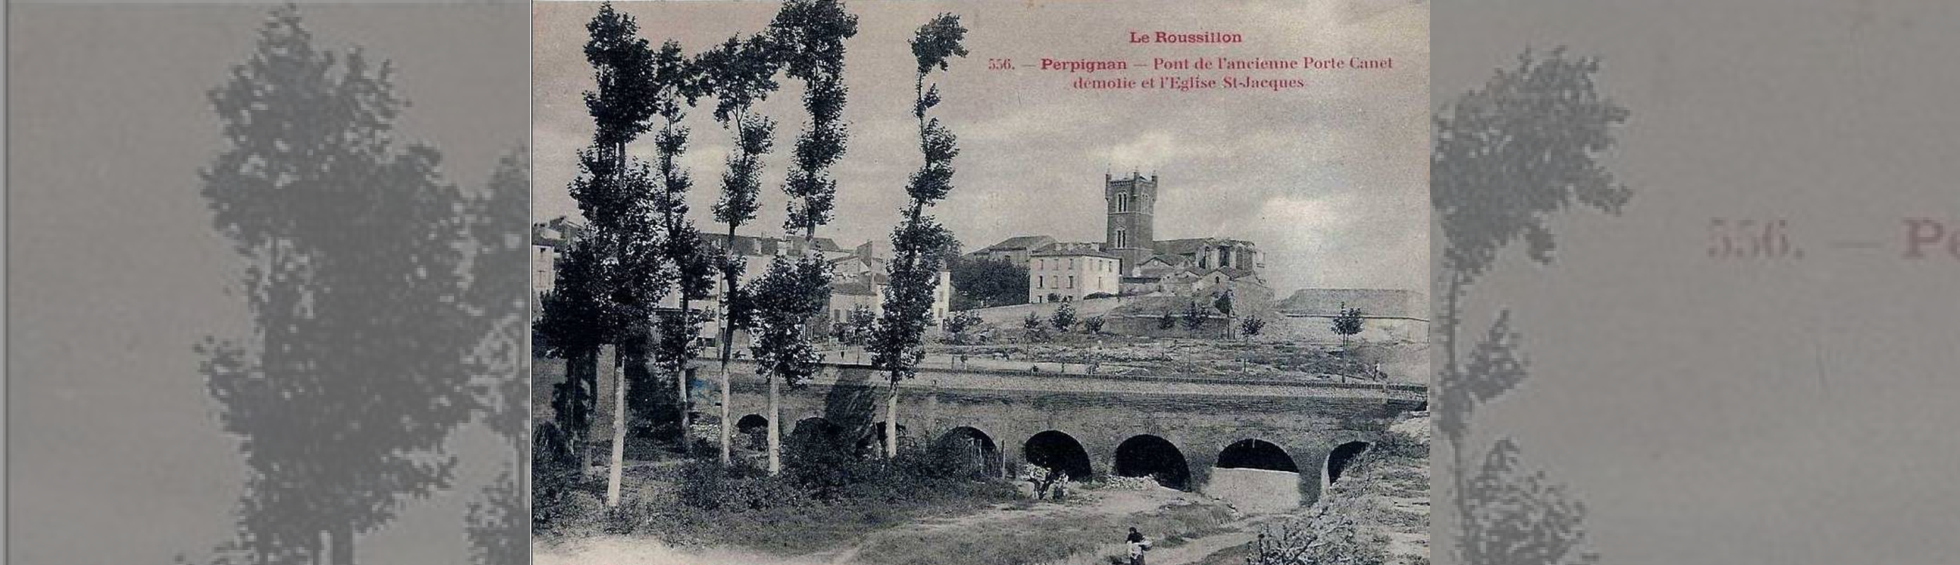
530;1;1429;564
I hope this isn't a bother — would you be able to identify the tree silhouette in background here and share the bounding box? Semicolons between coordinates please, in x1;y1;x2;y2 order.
463;148;531;565
1434;47;1630;565
946;254;1028;309
1332;305;1364;346
196;6;483;563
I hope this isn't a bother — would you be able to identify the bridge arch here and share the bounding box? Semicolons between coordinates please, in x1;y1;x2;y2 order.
790;416;846;448
735;414;769;450
1113;434;1191;490
1023;430;1093;480
1211;438;1311;511
1217;439;1299;473
1326;441;1371;485
933;426;1002;479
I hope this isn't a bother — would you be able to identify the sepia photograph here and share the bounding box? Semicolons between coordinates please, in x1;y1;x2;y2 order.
529;1;1430;564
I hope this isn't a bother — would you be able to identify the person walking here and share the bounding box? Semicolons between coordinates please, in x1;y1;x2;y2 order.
1126;526;1152;565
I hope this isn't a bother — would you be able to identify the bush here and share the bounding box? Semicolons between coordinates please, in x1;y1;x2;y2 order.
1241;315;1266;337
1371;432;1429;460
1050;302;1078;332
1249;494;1390;565
532;462;605;538
675;459;810;512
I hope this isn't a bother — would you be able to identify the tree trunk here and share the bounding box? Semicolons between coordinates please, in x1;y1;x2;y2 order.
328;523;354;565
575;347;594;476
606;349;627;507
677;362;690;455
718;360;732;466
884;387;899;459
767;376;782;475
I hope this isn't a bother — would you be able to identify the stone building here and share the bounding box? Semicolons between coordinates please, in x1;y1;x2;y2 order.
824;245;952;324
1028;248;1122;303
531;216;587;302
970;235;1056;267
1104;172;1158;273
969;171;1270;303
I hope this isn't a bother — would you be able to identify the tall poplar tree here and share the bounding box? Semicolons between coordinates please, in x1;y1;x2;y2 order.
699;33;782;465
565;1;667;506
644;41;712;452
870;13;968;460
747;0;859;475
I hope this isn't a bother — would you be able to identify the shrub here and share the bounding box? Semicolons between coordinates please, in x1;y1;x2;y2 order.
675;459;810;512
943;310;984;344
1249;496;1390;565
1050;302;1078;331
1241;315;1267;337
1084;316;1105;334
1371;432;1429;460
532;462;604;538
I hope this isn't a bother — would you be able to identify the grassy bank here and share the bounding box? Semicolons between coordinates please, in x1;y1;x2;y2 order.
535;442;1021;557
850;494;1237;565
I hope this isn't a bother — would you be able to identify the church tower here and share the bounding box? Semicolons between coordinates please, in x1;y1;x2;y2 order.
1104;171;1157;274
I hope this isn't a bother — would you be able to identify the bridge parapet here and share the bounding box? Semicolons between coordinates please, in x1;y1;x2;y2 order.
720;359;1426;403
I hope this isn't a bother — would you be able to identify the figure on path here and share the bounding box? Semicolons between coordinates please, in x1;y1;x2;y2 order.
1125;526;1152;565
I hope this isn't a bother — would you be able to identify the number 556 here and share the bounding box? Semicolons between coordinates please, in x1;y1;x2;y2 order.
1707;217;1797;259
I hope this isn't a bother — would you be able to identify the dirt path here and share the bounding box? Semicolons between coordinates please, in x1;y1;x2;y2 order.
533;489;1284;565
1046;511;1289;565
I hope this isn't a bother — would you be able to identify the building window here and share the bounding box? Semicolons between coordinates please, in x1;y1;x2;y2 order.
1037;276;1044;289
1116;229;1128;249
1067;275;1074;288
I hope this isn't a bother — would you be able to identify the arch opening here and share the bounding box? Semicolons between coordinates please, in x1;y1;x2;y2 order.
932;426;1002;479
1113;435;1191;490
1218;439;1299;473
1326;441;1371;485
1022;430;1092;480
790;417;847;450
735;414;769;450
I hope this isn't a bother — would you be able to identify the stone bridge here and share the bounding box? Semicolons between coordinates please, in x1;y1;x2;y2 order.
716;360;1426;510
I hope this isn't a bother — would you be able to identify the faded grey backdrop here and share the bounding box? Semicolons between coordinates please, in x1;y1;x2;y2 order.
11;1;1960;565
9;2;528;564
1432;2;1960;565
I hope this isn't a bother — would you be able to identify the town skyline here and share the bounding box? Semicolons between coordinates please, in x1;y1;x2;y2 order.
532;0;1428;296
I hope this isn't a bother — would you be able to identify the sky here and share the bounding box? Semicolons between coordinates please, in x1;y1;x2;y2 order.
533;0;1430;296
